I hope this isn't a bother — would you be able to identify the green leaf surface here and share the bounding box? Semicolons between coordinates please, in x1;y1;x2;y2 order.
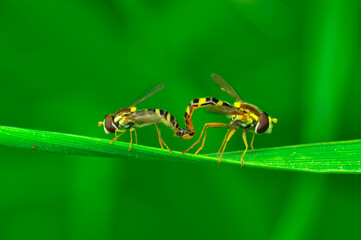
0;126;360;173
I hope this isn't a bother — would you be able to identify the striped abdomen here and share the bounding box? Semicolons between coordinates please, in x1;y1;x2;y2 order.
184;97;232;135
134;109;194;140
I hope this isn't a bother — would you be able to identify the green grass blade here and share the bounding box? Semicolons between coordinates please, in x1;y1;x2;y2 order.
206;140;361;173
0;126;360;173
0;125;216;164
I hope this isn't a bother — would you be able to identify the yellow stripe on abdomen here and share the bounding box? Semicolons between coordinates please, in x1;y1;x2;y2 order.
198;98;207;106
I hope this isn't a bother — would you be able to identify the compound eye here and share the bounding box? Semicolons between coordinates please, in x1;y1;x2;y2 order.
255;112;270;134
104;114;116;134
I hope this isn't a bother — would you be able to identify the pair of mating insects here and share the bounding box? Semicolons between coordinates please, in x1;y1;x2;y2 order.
98;74;277;167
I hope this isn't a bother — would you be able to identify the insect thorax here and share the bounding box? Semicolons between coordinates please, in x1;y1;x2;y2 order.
118;120;135;129
231;112;257;129
114;113;135;129
232;118;255;129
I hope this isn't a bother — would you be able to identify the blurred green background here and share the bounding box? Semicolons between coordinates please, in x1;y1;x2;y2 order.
1;0;361;239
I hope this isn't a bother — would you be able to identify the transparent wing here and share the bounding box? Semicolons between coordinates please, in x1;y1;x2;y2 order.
206;105;239;116
130;82;165;107
211;73;243;103
132;110;162;123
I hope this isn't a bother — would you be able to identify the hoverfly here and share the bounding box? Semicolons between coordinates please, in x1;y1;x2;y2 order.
181;73;277;167
98;83;193;153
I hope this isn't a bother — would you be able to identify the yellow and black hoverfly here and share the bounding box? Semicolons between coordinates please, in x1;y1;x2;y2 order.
182;73;277;167
98;83;193;153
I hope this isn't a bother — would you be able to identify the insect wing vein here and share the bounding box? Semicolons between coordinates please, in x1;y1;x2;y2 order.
206;105;239;116
211;73;243;103
130;82;165;107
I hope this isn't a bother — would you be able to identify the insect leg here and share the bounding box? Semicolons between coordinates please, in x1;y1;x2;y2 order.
182;122;229;155
155;124;164;149
155;124;172;154
181;125;207;155
133;128;138;145
129;128;135;151
194;125;212;155
110;129;126;144
194;123;229;155
247;130;256;150
98;121;104;127
218;128;231;153
219;127;237;165
241;129;249;168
